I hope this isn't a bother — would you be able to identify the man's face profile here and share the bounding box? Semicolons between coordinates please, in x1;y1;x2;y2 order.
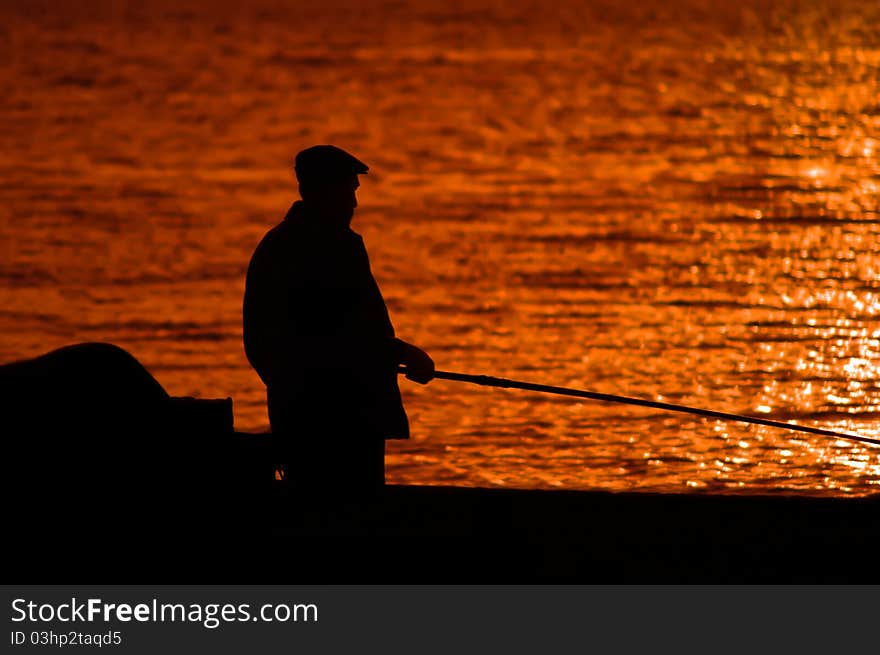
300;174;360;227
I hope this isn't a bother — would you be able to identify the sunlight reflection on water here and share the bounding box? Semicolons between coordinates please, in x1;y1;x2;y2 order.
1;0;879;494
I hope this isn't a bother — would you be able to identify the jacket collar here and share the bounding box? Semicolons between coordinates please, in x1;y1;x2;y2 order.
284;200;355;236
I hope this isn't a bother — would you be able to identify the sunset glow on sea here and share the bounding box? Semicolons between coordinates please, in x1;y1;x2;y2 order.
2;0;879;494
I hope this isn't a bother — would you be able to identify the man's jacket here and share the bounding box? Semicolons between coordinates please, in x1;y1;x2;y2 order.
243;201;409;440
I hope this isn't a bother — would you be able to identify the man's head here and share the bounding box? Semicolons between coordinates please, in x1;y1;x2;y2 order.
294;145;368;227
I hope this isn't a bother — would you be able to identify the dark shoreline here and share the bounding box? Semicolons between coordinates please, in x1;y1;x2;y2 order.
11;478;880;584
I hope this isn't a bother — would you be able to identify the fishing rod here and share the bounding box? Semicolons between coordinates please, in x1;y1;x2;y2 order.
398;366;880;448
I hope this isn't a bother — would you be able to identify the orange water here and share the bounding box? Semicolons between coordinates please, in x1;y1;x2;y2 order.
2;0;879;494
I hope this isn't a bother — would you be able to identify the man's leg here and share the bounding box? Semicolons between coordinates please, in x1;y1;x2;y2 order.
335;435;385;493
371;438;386;489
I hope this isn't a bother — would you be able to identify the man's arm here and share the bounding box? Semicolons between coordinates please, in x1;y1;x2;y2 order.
393;338;434;384
283;335;433;385
293;237;434;383
245;229;434;386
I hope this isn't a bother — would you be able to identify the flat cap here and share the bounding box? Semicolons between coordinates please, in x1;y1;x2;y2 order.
294;145;369;183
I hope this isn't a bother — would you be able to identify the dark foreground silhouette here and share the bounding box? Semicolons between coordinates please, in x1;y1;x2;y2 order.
4;342;880;583
3;342;271;577
243;145;434;495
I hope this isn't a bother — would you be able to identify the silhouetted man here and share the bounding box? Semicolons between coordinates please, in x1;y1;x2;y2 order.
243;145;434;496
